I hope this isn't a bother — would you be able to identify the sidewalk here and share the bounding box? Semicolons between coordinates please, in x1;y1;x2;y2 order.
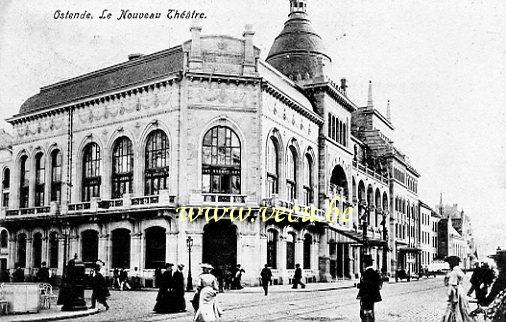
2;307;99;322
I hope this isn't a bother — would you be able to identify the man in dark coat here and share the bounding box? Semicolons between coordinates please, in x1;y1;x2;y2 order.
261;264;273;296
37;261;50;283
292;264;305;289
467;262;482;298
12;264;24;282
153;263;175;313
357;255;382;322
172;264;186;312
90;263;110;310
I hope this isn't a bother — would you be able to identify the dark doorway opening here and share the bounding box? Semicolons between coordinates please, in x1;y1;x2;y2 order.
203;220;237;272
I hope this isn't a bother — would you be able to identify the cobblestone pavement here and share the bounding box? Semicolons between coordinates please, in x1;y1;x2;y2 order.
64;276;486;322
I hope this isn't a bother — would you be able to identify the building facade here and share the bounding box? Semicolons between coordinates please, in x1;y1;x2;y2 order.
0;0;431;285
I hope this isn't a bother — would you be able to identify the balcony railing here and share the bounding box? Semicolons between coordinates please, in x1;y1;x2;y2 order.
202;194;247;204
352;160;389;185
131;195;159;205
68;202;91;212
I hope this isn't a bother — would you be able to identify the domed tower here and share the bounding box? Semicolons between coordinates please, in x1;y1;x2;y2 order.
266;0;331;81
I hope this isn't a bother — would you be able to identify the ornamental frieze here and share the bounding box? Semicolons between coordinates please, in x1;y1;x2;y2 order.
188;80;257;109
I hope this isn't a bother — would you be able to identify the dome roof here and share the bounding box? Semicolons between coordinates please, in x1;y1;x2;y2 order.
266;0;331;80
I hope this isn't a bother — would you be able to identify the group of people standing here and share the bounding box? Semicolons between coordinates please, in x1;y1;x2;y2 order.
0;261;51;283
153;263;186;313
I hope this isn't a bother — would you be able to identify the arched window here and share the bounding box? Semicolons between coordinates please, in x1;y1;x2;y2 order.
82;143;101;202
48;231;59;269
111;228;131;268
303;154;313;206
303;234;312;269
50;150;62;203
81;230;98;263
267;229;278;269
17;233;27;267
2;168;10;208
145;130;170;196
0;230;8;248
286;233;295;269
35;153;45;207
266;138;279;197
145;226;166;269
202;126;241;194
112;137;133;199
20;155;29;208
286;147;297;201
33;232;42;268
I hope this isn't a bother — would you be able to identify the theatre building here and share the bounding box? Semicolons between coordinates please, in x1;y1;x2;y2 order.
0;0;396;285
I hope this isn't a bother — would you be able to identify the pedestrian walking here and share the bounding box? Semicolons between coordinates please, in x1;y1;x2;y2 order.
292;264;305;289
36;261;50;283
173;264;186;312
119;268;131;291
154;266;162;288
131;267;141;290
233;264;245;290
477;249;506;321
260;264;272;296
441;256;474;322
356;255;382;322
153;263;176;313
214;266;224;293
90;262;110;311
193;263;222;322
112;268;120;289
467;263;482;298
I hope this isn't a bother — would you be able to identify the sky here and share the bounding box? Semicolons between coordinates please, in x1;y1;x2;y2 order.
0;0;505;256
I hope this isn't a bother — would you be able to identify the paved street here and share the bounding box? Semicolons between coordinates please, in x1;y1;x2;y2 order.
57;276;485;322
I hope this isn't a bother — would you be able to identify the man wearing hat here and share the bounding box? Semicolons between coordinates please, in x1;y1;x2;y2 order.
173;264;186;312
357;254;382;322
153;263;175;313
37;261;50;283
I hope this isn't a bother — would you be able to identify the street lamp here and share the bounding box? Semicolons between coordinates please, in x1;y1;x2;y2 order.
359;201;369;273
186;236;194;292
380;210;388;274
61;222;70;278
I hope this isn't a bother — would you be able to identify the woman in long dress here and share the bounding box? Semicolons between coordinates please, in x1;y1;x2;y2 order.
442;256;475;322
194;264;222;322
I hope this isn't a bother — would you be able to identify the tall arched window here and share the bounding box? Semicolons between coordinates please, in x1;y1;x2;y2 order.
202;126;241;194
2;168;9;208
267;229;278;269
17;233;27;267
303;234;312;269
51;150;62;203
286;147;297;201
20;155;29;208
82;143;101;202
303;154;313;205
286;233;295;269
0;230;8;248
48;231;58;269
33;232;42;268
35;153;45;207
112;137;133;199
145;130;170;196
266;138;279;197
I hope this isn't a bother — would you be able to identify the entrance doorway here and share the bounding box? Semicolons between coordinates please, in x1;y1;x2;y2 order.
112;228;131;269
203;221;237;272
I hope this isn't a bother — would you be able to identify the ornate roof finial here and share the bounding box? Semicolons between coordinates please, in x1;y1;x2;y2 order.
290;0;307;14
386;99;391;122
367;80;373;109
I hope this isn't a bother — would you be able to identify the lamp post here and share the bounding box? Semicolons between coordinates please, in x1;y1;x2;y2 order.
186;236;194;292
359;201;369;273
381;210;388;274
61;222;70;278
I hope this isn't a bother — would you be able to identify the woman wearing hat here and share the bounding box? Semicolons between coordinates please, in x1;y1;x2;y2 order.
193;263;222;322
441;256;475;322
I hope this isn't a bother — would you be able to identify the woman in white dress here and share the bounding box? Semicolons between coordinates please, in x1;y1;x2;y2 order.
193;264;222;322
442;256;475;322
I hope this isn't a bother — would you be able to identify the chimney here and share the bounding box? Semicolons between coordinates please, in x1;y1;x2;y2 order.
243;24;256;75
189;20;203;70
128;53;144;61
386;99;391;122
340;78;348;95
367;80;374;109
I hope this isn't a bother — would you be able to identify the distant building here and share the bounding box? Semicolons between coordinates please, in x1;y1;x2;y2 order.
436;203;476;269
